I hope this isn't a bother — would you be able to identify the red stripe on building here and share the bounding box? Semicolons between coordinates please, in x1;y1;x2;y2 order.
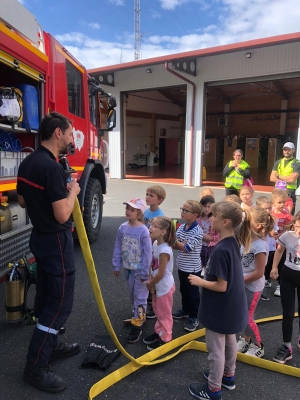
18;177;45;190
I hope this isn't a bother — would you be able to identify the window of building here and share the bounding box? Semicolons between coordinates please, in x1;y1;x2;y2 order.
66;61;82;117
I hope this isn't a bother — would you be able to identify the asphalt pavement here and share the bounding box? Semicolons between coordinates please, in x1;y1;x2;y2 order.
0;179;300;400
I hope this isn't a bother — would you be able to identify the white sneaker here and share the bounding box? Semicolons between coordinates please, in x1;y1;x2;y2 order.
245;342;264;358
274;285;281;297
237;336;251;353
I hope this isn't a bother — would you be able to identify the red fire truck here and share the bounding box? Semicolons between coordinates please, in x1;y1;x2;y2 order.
0;0;116;278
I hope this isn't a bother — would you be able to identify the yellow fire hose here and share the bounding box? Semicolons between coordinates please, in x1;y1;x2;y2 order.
72;198;300;400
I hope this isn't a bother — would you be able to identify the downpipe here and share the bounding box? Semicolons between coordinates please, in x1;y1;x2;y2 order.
164;62;196;186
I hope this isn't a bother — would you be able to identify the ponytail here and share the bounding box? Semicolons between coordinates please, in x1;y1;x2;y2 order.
156;216;176;246
239;209;252;253
239;206;275;253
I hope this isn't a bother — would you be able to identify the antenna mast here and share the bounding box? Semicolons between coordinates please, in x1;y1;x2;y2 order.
134;0;141;61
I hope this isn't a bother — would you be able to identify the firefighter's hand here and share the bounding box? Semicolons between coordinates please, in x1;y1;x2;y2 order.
67;179;81;195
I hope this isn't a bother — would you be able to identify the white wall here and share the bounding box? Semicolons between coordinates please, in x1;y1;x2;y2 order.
99;39;300;185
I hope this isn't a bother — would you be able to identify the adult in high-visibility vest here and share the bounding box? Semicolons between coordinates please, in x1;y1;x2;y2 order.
270;141;300;215
223;149;251;195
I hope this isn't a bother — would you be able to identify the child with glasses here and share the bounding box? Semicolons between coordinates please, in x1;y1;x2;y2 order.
271;212;300;364
172;200;203;332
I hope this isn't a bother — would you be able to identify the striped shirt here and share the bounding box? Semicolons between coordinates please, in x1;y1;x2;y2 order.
176;221;203;273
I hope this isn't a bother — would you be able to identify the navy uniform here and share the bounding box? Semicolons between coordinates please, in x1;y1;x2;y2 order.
17;144;79;392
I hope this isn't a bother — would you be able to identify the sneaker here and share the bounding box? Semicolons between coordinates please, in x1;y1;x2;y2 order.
143;332;159;345
237;336;251;353
274;284;281;297
273;345;292;364
244;342;264;358
127;326;142;343
172;309;189;319
260;294;269;301
146;337;165;351
265;279;272;288
184;318;199;332
203;369;235;390
189;382;222;400
146;305;156;319
23;362;66;393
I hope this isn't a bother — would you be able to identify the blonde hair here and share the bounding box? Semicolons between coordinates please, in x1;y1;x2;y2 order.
137;209;144;222
147;186;166;203
272;189;287;202
186;200;202;218
211;201;243;229
239;206;275;253
223;194;242;205
256;196;271;207
240;186;254;196
200;187;214;199
155;216;176;246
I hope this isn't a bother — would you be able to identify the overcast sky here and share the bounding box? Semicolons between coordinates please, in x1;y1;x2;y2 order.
19;0;300;69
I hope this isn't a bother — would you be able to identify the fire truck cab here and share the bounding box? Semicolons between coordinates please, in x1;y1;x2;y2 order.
0;0;116;278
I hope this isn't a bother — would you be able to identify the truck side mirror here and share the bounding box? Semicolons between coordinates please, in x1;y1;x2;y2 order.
107;109;116;130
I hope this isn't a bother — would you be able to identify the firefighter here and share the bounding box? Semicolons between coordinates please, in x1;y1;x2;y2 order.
17;112;81;393
270;142;300;215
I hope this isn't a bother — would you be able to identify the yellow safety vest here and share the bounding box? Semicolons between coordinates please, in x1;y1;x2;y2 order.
225;160;249;190
277;158;298;190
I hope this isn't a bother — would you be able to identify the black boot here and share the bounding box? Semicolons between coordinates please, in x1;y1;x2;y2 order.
23;362;66;393
49;341;80;362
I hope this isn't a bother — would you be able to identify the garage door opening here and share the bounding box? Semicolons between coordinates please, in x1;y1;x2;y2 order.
123;86;187;185
204;77;300;191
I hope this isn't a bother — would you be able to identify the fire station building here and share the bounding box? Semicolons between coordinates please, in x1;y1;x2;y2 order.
88;32;300;188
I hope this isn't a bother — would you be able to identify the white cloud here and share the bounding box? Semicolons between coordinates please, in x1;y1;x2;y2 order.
151;10;161;19
158;0;189;10
55;0;300;69
108;0;125;5
88;22;100;30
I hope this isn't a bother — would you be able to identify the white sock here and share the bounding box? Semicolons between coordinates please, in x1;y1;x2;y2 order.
284;342;292;349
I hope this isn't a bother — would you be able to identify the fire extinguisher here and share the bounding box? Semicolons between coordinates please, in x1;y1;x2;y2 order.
5;260;25;324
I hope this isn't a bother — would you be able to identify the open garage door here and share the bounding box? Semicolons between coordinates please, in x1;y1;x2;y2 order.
204;76;300;190
122;86;187;185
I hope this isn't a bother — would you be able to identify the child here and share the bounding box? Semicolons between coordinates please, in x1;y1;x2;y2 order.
256;196;276;299
256;196;277;301
112;198;152;343
223;194;242;205
275;181;293;214
197;195;219;277
271;189;293;297
143;216;176;350
172;200;203;332
271;212;300;364
239;186;254;210
188;201;248;400
143;185;166;227
237;206;275;358
143;185;166;319
200;187;215;200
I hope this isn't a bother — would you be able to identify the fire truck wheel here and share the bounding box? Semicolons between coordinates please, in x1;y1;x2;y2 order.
83;177;103;243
